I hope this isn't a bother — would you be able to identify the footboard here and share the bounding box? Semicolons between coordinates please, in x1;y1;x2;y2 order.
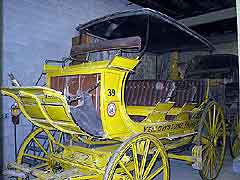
1;86;87;135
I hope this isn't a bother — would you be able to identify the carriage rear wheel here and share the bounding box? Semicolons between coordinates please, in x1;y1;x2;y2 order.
17;128;70;179
104;133;169;180
230;114;240;159
198;101;226;180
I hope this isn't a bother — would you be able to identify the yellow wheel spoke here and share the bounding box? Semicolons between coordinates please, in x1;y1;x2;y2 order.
212;149;218;173
132;142;140;180
48;139;53;153
143;149;160;179
202;165;208;177
210;151;213;178
32;162;48;170
205;156;211;177
139;139;150;177
212;149;216;163
58;132;63;143
24;153;48;162
200;102;226;180
44;130;65;148
33;137;48;155
202;143;210;152
213;110;220;131
201;136;211;145
215;129;223;139
17;128;67;177
147;165;165;180
203;148;211;165
212;105;216;133
208;109;212;132
206;149;212;166
105;134;168;180
203;120;210;134
231;115;240;158
119;161;134;180
215;120;222;133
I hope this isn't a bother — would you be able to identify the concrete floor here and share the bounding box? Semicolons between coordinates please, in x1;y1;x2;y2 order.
170;149;240;180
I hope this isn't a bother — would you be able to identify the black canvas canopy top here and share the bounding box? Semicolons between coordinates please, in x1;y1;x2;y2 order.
76;8;215;54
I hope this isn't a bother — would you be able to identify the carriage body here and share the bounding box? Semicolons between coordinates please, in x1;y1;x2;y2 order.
1;8;227;180
43;55;201;140
1;55;206;179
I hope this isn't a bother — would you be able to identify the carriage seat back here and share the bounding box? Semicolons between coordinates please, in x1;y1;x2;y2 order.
125;79;207;107
125;80;175;106
71;36;141;57
171;80;208;106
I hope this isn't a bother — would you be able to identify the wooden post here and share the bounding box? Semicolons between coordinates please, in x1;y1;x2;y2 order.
169;51;181;80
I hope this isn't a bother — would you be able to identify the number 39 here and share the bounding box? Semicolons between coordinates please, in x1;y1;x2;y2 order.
108;89;115;96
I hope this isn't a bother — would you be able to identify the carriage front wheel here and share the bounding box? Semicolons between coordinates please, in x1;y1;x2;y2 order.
197;101;226;180
17;128;70;179
104;133;169;180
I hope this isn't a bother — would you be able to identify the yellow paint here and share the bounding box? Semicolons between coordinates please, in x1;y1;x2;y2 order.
108;55;140;71
1;56;200;139
1;55;214;179
126;106;155;116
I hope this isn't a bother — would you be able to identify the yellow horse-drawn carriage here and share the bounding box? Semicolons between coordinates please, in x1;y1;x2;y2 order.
2;9;226;180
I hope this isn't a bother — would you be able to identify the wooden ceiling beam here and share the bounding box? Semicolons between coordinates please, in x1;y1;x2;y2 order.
178;7;236;27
